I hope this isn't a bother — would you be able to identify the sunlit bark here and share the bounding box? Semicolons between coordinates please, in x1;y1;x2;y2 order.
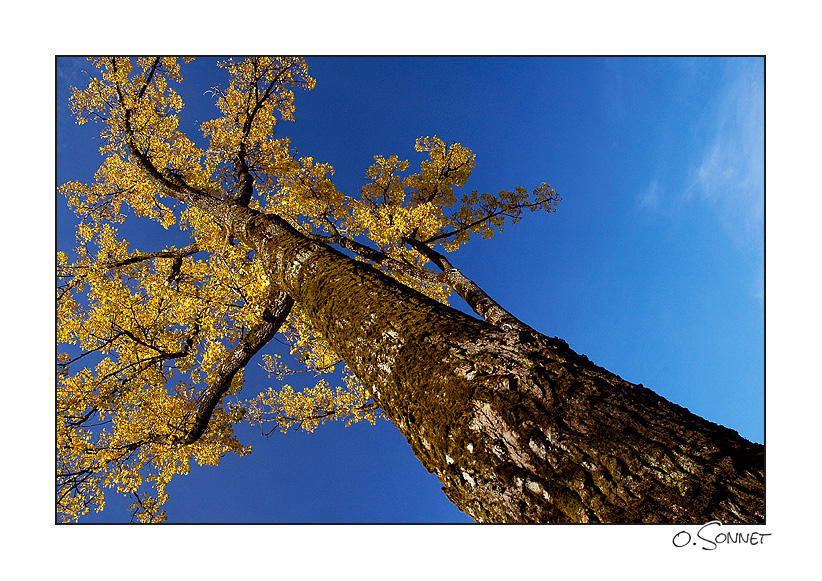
227;203;765;523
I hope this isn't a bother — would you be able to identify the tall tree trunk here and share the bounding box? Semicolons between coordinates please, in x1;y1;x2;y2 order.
227;204;764;523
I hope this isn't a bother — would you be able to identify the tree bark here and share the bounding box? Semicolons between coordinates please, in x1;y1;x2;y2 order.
225;205;764;524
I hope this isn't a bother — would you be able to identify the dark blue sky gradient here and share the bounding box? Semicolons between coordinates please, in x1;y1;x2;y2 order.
56;56;764;523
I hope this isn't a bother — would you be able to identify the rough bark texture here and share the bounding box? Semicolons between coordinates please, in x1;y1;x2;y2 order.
228;207;764;524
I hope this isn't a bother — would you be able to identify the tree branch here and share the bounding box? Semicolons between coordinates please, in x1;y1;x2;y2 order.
422;198;546;246
179;290;294;445
106;241;200;269
235;59;296;207
402;236;534;334
109;58;226;222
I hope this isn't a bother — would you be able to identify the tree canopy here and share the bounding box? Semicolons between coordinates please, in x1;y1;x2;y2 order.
57;57;562;522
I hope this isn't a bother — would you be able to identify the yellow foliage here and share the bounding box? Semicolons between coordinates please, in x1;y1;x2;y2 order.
57;57;558;522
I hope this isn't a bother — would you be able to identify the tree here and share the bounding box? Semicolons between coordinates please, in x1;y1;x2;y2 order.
57;57;764;523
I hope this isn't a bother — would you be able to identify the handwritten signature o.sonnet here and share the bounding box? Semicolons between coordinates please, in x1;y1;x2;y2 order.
672;520;771;550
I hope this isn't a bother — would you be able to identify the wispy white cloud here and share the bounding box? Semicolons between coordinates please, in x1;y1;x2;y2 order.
639;180;660;210
690;59;764;250
636;59;764;253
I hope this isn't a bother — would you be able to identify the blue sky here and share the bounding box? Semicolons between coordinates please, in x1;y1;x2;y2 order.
56;56;764;523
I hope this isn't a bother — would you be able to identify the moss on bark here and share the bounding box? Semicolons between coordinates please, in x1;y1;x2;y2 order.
234;208;764;523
